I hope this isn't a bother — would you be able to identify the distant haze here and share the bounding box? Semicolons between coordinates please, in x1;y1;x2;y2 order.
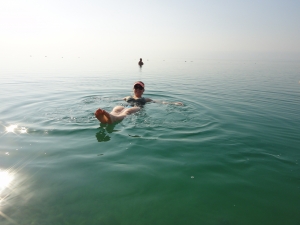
1;0;300;72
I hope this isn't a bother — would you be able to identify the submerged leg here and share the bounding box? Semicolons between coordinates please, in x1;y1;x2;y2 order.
118;107;141;116
111;106;125;114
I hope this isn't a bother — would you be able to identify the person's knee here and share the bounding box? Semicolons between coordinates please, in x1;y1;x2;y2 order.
112;106;125;113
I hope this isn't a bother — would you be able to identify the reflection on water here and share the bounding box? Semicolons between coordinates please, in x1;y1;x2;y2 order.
0;169;15;222
95;129;111;142
0;170;14;195
95;123;118;142
0;123;30;224
5;125;17;134
3;124;27;135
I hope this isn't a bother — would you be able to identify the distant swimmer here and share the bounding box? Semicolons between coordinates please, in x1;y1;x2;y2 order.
138;58;144;66
95;81;183;124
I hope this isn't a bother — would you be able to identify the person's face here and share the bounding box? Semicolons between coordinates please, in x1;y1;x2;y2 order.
133;84;144;96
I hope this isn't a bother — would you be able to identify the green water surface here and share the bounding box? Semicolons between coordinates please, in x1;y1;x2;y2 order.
0;59;299;225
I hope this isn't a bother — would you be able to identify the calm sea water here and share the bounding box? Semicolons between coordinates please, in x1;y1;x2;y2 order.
1;58;300;225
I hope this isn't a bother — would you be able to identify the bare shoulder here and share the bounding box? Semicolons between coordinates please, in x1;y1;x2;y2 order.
123;96;131;101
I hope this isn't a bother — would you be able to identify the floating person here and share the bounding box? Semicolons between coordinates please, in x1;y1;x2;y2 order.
95;81;183;124
138;58;144;66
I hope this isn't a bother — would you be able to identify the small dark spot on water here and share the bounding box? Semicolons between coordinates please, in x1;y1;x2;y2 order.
97;154;104;156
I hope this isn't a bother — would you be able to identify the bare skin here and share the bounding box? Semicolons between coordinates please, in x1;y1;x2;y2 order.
95;106;141;124
94;108;113;124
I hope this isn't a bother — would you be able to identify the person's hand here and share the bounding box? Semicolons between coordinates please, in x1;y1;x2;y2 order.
175;102;183;106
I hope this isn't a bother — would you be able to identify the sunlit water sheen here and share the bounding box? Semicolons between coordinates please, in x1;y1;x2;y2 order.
0;59;300;225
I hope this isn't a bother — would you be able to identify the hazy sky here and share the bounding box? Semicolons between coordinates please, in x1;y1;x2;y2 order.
1;0;300;62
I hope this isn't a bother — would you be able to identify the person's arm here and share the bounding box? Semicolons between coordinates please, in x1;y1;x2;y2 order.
146;98;183;106
145;98;153;102
123;96;131;101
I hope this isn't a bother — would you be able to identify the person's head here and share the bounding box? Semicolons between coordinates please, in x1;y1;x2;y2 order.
139;58;142;61
133;81;145;96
